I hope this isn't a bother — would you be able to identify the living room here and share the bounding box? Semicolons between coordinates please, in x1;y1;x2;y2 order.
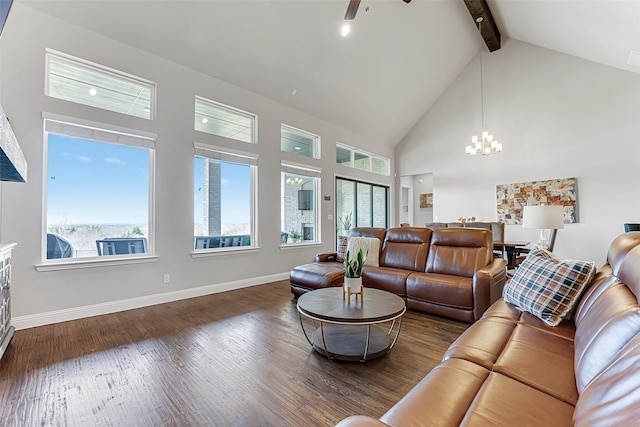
0;0;638;425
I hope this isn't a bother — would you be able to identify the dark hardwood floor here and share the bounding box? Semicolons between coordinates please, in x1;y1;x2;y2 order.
0;281;468;426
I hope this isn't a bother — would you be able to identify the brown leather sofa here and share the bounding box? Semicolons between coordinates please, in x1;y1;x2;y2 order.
290;227;507;322
336;231;640;426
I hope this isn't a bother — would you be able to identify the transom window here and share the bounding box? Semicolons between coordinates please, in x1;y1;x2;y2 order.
44;117;155;261
336;143;390;176
195;96;256;144
194;143;258;252
281;162;321;245
45;49;155;120
281;124;320;159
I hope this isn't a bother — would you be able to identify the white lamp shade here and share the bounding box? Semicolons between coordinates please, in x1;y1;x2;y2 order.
522;205;565;229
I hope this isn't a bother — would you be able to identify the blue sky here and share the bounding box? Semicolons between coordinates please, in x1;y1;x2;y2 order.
47;134;251;227
47;134;149;225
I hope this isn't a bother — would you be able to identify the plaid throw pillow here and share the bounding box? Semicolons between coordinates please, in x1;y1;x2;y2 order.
503;247;596;326
336;235;349;262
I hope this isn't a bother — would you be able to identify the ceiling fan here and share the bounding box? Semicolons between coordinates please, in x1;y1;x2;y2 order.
344;0;412;21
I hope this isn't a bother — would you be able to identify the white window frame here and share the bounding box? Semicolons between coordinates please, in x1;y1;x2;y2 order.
37;113;157;271
45;49;156;120
280;161;322;247
192;142;259;256
280;124;321;159
194;96;257;144
336;142;390;176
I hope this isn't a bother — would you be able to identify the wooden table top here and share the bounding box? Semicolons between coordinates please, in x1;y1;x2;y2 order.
297;287;405;323
494;241;530;247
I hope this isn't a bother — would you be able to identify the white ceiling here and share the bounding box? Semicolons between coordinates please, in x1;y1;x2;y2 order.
19;0;640;148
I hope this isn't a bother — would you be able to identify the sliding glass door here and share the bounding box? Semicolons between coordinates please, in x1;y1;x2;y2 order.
336;177;389;244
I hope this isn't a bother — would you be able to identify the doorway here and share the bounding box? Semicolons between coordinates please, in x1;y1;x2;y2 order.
400;173;433;227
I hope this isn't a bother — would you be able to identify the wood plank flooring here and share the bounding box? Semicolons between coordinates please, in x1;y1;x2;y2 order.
0;280;468;426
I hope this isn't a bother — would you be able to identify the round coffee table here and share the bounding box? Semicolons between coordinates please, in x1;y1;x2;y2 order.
297;287;406;362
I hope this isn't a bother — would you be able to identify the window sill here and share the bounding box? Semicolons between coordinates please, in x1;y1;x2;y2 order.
279;242;323;250
36;255;159;272
191;246;261;258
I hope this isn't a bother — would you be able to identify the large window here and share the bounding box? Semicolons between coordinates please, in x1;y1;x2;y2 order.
194;143;257;251
195;96;256;144
281;162;321;245
336;143;390;176
45;49;155;120
336;177;388;241
44;118;155;261
281;124;319;159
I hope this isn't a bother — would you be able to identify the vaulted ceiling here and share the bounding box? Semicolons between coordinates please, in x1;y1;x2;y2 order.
19;0;640;148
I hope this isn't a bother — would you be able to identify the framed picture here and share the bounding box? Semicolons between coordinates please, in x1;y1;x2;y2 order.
496;177;577;224
419;193;433;208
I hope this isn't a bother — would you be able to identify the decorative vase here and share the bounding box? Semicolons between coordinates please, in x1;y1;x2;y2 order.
344;276;362;293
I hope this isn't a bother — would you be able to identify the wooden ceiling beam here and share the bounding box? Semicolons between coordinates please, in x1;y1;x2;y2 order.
463;0;501;52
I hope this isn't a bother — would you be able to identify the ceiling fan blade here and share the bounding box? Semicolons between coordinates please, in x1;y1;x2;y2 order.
344;0;361;20
402;0;412;3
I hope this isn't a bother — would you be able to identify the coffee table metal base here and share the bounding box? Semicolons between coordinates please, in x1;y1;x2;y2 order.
309;324;393;362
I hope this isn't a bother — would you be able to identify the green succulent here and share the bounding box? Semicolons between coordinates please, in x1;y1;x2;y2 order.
344;248;367;278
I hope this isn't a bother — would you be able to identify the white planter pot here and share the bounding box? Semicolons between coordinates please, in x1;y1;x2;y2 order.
344;276;363;293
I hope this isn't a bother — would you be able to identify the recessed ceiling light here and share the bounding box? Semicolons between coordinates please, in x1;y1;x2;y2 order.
89;88;97;96
341;24;351;37
294;146;301;150
202;117;208;124
628;50;640;67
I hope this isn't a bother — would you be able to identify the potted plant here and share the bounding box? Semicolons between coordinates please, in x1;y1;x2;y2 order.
337;212;352;236
289;229;301;243
344;248;367;293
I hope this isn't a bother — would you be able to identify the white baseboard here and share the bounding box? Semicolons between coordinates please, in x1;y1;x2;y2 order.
13;272;290;330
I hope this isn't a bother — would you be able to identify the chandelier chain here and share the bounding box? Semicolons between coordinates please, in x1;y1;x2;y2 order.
478;19;484;130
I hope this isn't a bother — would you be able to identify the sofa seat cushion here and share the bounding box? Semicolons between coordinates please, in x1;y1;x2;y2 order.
518;312;576;341
379;358;490;427
503;247;596;326
362;267;410;297
493;323;578;405
406;272;473;309
460;371;575;426
481;298;523;321
443;316;517;369
289;261;344;291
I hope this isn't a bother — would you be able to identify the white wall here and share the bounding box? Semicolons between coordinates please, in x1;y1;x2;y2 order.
396;39;640;265
0;4;394;326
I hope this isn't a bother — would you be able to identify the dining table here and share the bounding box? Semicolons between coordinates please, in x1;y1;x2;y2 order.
494;241;531;269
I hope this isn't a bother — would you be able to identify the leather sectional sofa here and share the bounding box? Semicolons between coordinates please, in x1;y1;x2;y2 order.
290;227;507;322
336;231;640;426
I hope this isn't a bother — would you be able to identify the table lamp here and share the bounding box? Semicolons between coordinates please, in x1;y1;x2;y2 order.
522;205;565;251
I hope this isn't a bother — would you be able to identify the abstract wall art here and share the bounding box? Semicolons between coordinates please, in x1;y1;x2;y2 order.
496;177;577;224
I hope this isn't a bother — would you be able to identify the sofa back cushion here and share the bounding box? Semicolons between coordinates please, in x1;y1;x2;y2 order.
379;227;432;272
607;231;640;275
573;332;640;425
574;239;640;393
426;228;492;277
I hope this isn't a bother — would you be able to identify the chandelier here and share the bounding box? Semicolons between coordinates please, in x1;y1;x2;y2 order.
466;17;502;156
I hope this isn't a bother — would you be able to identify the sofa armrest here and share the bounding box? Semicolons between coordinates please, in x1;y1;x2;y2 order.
316;252;339;262
335;415;390;427
473;258;508;320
